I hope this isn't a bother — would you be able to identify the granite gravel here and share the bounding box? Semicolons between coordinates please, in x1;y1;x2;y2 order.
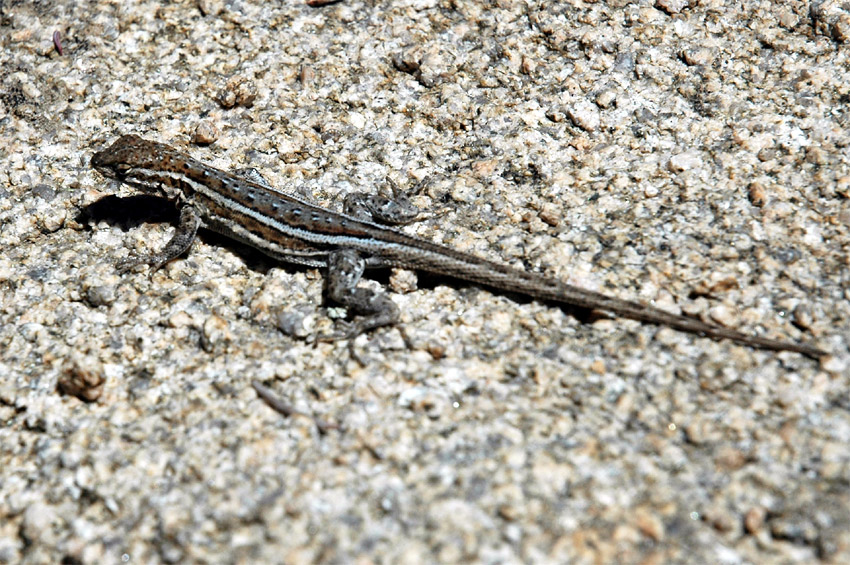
1;1;849;563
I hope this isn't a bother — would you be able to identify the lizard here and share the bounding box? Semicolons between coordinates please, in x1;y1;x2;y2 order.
90;134;826;358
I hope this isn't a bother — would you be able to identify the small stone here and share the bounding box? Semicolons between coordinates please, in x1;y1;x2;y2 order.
58;351;106;402
32;183;56;201
392;46;422;74
708;303;738;328
498;504;521;521
168;310;194;328
777;7;799;28
745;507;766;534
655;0;690;15
792;304;814;330
21;502;55;544
757;147;777;162
566;99;600;132
821;354;845;375
706;507;737;533
715;447;746;471
348;111;366;129
86;284;117;307
197;0;225;16
479;75;499;88
300;65;315;88
388;268;418;293
426;343;445;360
806;145;828;165
635;508;665;541
35;207;66;233
276;305;317;338
691;275;739;296
668;152;702;173
545;108;565;122
202;314;231;352
748;182;768;207
471;158;499;177
193;121;219;145
217;89;237;109
594;89;616;109
836;176;850;197
833;14;850;42
811;0;850;42
418;47;453;87
679;47;713;67
217;77;257;108
538;203;560;227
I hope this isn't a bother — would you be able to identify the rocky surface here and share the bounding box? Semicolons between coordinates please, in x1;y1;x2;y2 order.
1;0;848;563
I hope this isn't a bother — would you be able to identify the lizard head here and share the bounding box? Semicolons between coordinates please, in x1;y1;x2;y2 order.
91;134;158;180
91;135;195;201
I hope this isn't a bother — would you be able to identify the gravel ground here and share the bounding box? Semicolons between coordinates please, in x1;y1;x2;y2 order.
1;1;849;563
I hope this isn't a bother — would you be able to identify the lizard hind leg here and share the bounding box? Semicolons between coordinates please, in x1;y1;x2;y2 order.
320;248;400;341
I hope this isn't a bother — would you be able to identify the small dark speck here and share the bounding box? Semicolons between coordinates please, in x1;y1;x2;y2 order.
32;184;56;201
774;247;801;264
109;335;124;350
27;267;50;282
635;107;657;123
614;51;635;73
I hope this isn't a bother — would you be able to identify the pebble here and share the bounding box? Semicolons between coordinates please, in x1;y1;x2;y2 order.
58;351;106;402
811;0;850;42
748;182;768;207
21;502;55;544
217;77;258;109
655;0;691;15
193;121;219;145
567;99;601;132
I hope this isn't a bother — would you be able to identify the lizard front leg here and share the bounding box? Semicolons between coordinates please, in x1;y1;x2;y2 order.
117;204;201;273
342;178;433;225
322;248;399;340
343;192;423;225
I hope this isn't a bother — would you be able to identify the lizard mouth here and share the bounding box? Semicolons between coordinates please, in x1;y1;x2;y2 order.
90;150;113;177
91;156;129;180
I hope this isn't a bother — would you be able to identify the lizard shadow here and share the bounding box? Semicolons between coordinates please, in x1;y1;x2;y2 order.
80;194;297;272
80;194;179;230
80;194;598;322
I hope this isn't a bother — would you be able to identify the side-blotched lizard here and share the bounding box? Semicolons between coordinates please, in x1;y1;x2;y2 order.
90;135;825;358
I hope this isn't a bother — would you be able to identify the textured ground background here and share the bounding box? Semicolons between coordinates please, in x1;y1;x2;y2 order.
1;0;849;563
